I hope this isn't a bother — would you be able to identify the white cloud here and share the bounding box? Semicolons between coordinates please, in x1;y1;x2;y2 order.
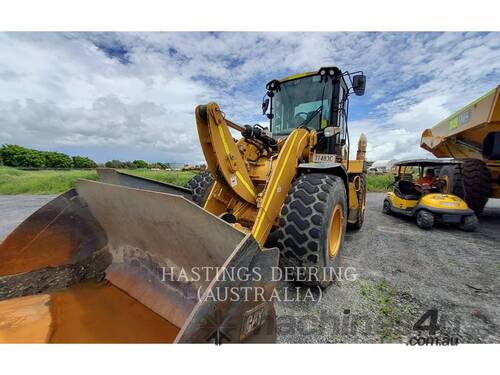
0;32;499;163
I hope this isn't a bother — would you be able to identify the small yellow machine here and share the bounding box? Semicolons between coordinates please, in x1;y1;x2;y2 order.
383;159;478;231
0;67;367;343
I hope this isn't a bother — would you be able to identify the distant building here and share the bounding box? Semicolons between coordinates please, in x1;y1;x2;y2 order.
367;159;396;174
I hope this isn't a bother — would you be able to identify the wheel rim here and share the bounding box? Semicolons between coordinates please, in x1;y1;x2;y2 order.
328;203;343;258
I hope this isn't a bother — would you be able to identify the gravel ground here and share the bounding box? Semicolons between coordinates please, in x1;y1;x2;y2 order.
275;193;500;343
0;195;56;239
1;193;499;343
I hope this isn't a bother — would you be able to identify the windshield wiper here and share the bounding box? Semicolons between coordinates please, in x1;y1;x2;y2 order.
299;83;327;129
299;105;323;128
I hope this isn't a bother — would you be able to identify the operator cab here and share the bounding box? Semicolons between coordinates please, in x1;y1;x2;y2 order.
262;67;366;157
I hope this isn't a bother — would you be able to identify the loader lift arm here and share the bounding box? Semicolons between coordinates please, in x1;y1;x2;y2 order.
195;102;315;246
196;103;258;203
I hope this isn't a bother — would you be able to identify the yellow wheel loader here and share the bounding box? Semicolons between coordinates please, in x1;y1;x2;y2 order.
421;86;500;214
0;67;367;343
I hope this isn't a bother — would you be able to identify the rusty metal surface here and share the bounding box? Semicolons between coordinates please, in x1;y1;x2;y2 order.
0;179;278;343
76;179;251;329
176;242;279;343
97;168;192;199
0;189;107;277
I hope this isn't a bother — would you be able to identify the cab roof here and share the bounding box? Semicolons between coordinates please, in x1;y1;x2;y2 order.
279;71;316;83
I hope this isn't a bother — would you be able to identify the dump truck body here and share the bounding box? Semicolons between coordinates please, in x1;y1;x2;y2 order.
421;86;500;212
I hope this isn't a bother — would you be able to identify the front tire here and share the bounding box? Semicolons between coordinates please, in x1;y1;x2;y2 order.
275;173;347;288
383;199;392;215
185;171;214;206
416;210;434;230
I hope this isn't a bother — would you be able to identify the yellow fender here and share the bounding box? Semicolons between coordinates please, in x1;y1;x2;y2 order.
252;128;311;244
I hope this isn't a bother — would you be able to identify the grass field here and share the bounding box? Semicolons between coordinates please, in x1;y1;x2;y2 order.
0;167;196;195
0;167;99;195
124;169;195;187
366;173;394;192
0;166;393;194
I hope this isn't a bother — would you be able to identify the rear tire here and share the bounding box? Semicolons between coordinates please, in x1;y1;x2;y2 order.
439;159;490;214
416;210;434;230
459;215;478;232
439;164;465;197
460;159;490;215
185;171;214;206
275;173;347;288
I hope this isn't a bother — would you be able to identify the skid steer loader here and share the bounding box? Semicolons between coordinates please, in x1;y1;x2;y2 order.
0;66;367;344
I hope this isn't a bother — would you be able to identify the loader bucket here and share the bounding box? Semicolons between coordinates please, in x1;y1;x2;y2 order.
0;179;278;343
96;168;193;198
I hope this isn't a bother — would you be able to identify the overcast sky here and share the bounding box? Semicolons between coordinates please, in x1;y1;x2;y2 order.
1;32;499;163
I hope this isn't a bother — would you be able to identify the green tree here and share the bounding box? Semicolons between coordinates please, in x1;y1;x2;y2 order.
105;160;125;169
0;144;46;168
72;156;97;169
132;159;148;169
43;151;73;168
123;161;136;169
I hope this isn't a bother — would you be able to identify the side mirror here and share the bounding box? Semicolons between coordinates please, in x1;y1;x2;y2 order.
262;98;270;115
352;74;366;96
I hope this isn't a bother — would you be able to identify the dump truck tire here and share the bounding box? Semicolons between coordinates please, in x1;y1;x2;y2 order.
439;160;490;214
460;159;490;214
416;210;434;230
439;164;465;197
275;173;347;288
186;171;214;206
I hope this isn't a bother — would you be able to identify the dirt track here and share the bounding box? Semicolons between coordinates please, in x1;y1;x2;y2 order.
1;193;499;343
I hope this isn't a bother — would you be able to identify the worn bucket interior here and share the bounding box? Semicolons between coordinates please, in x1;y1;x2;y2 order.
0;172;277;343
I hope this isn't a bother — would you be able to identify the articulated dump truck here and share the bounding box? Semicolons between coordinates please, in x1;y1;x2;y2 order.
421;86;500;214
0;67;367;343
